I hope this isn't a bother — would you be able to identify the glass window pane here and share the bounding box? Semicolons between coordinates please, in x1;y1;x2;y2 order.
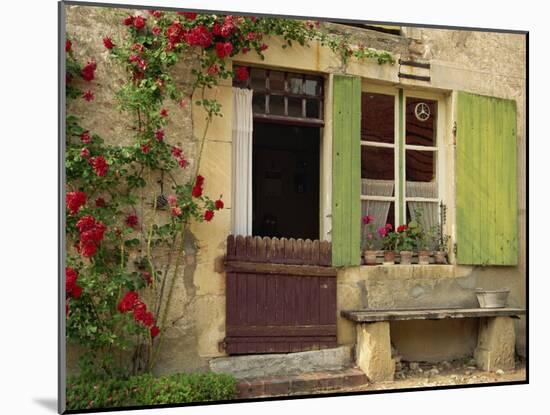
289;76;303;95
252;93;265;113
361;92;394;144
306;99;320;118
288;97;303;117
406;150;435;182
268;95;284;116
406;97;437;146
361;146;394;180
361;201;395;246
406;201;439;238
250;68;266;90
304;78;320;96
269;71;285;91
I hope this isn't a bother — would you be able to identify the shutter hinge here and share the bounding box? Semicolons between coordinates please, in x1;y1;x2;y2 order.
452;121;457;145
453;242;458;255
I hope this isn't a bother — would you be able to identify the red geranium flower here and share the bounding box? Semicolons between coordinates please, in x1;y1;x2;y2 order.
103;37;114;50
155;129;164;142
80;60;97;82
66;191;87;215
204;210;214;222
235;67;249;81
89;156;108;177
362;215;374;225
397;224;408;233
385;223;393;230
123;15;134;26
133;15;146;30
125;214;138;228
215;199;224;210
117;291;139;313
150;325;160;338
65;39;72;52
82;90;94;102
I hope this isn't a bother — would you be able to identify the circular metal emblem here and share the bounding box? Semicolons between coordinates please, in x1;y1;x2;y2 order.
415;102;431;121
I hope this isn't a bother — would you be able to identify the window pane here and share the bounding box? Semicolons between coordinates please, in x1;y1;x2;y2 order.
406;97;437;146
406;201;439;238
361;92;394;144
288;76;303;95
304;78;321;96
406;150;435;182
252;93;265;113
268;95;284;116
361;200;395;245
250;68;266;90
361;146;394;180
288;97;303;117
269;70;285;91
306;99;320;118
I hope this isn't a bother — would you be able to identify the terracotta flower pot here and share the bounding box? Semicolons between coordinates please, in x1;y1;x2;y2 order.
383;250;396;265
418;250;432;265
434;251;447;264
399;251;413;265
364;250;378;265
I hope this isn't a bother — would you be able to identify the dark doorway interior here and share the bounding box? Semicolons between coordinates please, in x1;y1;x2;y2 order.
252;123;320;240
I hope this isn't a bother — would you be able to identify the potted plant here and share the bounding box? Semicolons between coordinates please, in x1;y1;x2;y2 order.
417;226;437;265
379;224;397;264
395;224;416;264
434;233;450;264
361;215;378;265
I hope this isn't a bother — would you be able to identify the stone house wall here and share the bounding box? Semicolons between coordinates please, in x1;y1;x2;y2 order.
65;4;526;374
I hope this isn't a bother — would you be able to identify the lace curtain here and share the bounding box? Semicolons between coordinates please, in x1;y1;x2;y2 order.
361;179;395;245
231;88;254;236
406;181;438;231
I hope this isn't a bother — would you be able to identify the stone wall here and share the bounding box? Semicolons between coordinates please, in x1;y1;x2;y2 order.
65;5;526;374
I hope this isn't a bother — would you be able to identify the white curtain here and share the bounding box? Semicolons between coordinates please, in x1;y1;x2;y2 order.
361;179;395;239
232;88;254;236
406;181;438;231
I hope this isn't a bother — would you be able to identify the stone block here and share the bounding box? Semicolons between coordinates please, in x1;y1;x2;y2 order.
355;322;395;382
474;316;516;371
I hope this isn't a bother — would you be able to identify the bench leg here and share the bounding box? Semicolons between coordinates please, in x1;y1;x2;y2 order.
355;322;395;382
474;316;516;372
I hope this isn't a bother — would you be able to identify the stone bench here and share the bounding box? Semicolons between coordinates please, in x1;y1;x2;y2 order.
341;307;526;382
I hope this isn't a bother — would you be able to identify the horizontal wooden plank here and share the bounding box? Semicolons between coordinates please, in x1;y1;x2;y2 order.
224;261;338;277
225;336;337;343
226;324;337;337
341;307;526;322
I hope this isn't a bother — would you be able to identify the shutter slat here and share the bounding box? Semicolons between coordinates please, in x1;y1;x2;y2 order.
456;92;518;265
332;75;361;266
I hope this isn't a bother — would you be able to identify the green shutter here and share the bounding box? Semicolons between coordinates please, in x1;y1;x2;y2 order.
456;92;518;265
332;75;361;266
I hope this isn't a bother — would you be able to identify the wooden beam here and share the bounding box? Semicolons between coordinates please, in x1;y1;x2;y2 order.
224;260;338;277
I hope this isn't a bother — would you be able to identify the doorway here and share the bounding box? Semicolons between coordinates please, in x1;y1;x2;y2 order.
252;122;320;240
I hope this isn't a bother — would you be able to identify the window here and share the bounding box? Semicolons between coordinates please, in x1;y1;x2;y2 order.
233;67;324;125
360;88;443;245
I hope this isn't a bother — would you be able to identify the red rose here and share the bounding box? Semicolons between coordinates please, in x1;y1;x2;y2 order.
133;15;146;30
212;23;222;36
80;148;90;158
160;108;168;117
242;47;250;54
192;184;203;198
95;197;106;207
65;39;72;52
80;60;97;82
141;143;150;154
125;214;138;228
89;156;108;177
148;10;162;18
184;25;213;48
246;32;255;41
150;325;160;338
196;175;205;186
123;15;134;26
82;90;94;102
204;210;214;222
207;64;219;76
117;291;139;313
142;271;152;285
167;194;178;206
178;158;188;168
103;37;114;50
171;206;182;217
215;42;233;58
260;43;269;51
80;131;91;144
152;26;162;36
235;66;249;81
66;267;81;299
66;191;87;215
215;199;224;210
171;146;182;158
131;43;144;53
141;311;155;327
180;12;197;20
155;129;164;142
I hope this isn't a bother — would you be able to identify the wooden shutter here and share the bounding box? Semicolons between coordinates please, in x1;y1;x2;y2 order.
455;92;518;265
331;75;361;266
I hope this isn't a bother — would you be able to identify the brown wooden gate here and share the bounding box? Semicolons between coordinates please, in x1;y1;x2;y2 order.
224;235;337;355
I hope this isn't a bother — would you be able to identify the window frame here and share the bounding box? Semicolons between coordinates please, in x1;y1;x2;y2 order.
360;82;447;228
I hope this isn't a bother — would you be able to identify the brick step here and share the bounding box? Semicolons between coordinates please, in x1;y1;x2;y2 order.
236;367;368;399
